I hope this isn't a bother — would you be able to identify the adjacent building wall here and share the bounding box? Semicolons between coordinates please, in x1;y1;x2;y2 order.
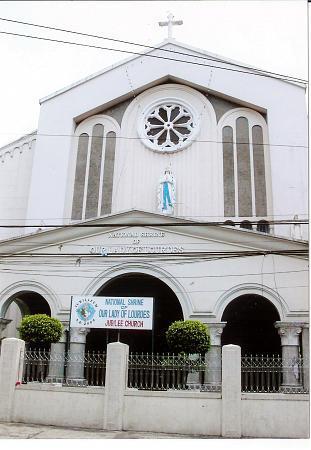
0;134;36;241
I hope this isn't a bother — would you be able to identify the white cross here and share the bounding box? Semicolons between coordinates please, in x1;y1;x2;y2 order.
158;13;183;39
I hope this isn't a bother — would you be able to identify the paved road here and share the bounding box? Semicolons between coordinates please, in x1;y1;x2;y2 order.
0;422;210;439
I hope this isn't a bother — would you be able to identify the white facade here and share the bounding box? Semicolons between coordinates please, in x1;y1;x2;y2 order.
0;39;308;364
0;40;307;240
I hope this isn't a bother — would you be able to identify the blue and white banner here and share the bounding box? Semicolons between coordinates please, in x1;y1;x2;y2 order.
70;296;153;330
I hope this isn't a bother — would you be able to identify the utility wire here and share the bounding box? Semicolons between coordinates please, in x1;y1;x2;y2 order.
0;267;307;280
0;132;308;149
0;29;307;84
0;16;307;84
0;239;306;247
0;250;307;257
0;220;307;228
0;282;306;296
0;213;307;221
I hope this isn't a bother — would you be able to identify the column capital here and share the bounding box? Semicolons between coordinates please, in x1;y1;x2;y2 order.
274;322;302;346
70;327;90;344
205;322;227;346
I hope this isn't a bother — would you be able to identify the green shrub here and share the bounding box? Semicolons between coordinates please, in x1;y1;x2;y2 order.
166;320;210;354
18;314;63;346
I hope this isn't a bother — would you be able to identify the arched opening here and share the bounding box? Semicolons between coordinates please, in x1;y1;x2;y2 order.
86;273;183;353
257;220;270;233
224;220;235;227
3;291;51;339
221;294;281;355
240;220;253;230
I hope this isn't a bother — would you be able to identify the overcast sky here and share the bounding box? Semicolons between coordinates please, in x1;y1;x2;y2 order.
0;0;308;148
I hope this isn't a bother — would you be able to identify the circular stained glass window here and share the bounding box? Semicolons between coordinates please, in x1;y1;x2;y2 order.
140;102;198;152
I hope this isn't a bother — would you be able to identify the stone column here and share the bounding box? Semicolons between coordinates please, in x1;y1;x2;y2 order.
275;322;303;390
0;318;12;340
103;342;129;431
301;323;309;391
221;344;241;438
66;327;89;385
204;322;226;389
0;338;25;421
47;326;68;383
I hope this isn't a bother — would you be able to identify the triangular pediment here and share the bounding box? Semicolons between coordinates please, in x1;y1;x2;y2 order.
41;39;304;105
39;38;304;125
0;209;307;258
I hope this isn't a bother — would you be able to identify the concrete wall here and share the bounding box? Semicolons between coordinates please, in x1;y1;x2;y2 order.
241;394;309;438
12;385;105;429
124;390;221;436
0;339;309;438
9;385;309;438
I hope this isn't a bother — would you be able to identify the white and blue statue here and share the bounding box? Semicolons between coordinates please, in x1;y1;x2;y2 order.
158;167;176;215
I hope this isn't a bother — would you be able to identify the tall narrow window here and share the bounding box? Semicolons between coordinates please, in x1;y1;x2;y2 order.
223;126;235;217
101;131;116;215
70;115;119;221
220;109;270;221
71;133;89;220
236;117;252;217
252;125;267;216
85;124;104;219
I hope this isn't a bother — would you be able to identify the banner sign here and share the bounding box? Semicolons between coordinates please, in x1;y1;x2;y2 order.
70;296;153;330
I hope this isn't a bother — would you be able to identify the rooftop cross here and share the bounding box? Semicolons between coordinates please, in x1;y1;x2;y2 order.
158;13;183;39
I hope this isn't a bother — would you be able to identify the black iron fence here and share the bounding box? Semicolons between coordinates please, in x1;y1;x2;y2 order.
241;354;308;393
127;352;219;391
22;350;106;386
20;350;309;394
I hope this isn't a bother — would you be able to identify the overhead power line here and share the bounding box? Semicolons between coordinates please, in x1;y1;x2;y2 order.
0;267;307;280
0;132;308;149
0;220;308;228
0;29;307;84
0;16;307;84
0;266;306;277
0;213;307;221
0;250;308;258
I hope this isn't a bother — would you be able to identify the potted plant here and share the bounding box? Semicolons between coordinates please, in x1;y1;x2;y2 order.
166;320;210;388
18;314;63;383
18;314;63;349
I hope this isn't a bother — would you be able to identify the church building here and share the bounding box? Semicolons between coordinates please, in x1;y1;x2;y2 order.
0;23;308;374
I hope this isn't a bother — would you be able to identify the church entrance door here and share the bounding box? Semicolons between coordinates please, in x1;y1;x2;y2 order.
221;294;281;355
86;273;183;353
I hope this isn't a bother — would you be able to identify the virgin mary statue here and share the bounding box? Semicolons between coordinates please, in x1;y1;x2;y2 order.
157;167;176;215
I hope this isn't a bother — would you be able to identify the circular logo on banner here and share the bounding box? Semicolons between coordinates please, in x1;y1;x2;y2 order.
76;302;96;322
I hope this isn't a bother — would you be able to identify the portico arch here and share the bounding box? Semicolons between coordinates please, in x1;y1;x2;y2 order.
83;262;192;319
214;283;287;322
221;293;281;355
83;264;187;353
0;280;59;318
0;281;60;338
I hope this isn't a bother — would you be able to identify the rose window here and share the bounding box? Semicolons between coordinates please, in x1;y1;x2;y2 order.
142;103;197;152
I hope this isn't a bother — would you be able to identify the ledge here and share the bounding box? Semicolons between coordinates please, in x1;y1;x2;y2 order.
125;388;221;399
16;384;105;395
241;392;309;401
